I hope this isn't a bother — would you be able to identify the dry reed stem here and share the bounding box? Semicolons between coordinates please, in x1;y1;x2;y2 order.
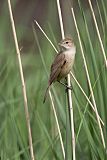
34;20;58;54
34;20;58;53
88;0;107;68
7;0;35;159
71;7;105;149
34;20;104;126
56;0;76;160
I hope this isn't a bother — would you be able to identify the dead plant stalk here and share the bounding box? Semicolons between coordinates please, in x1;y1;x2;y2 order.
7;0;35;159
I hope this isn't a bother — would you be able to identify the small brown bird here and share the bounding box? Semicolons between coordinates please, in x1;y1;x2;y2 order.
43;37;76;103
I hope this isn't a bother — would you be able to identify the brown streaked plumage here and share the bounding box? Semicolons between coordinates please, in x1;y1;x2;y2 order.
43;37;76;103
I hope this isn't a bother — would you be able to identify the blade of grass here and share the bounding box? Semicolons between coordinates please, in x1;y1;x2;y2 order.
79;1;106;124
71;7;105;149
74;64;105;143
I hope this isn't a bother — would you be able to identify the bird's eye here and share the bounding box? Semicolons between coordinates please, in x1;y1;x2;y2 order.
65;41;68;44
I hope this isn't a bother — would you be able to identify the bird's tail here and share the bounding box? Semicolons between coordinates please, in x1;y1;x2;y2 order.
43;85;50;103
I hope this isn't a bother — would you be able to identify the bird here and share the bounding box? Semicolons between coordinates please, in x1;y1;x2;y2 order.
43;37;76;103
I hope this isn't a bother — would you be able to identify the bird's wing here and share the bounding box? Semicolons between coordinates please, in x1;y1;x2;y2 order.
49;51;65;85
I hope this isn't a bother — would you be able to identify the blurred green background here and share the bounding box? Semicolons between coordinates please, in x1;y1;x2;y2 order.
0;0;107;159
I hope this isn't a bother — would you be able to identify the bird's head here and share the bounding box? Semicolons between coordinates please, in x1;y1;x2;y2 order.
58;38;74;50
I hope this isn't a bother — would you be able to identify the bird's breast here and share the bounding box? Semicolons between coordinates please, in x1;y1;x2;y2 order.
64;46;76;67
57;47;76;80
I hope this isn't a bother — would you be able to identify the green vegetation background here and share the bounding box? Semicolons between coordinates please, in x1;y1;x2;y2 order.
0;0;107;159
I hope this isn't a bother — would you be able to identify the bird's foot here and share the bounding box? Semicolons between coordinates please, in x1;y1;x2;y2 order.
65;85;73;92
58;80;73;91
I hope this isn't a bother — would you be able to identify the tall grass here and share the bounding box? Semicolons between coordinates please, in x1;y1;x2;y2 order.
0;0;107;159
